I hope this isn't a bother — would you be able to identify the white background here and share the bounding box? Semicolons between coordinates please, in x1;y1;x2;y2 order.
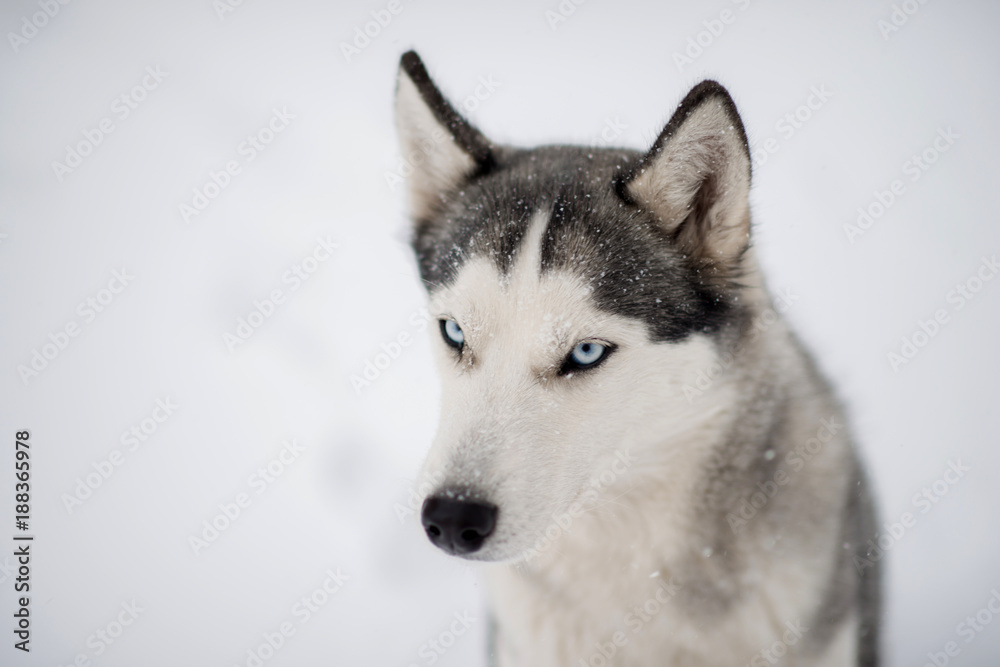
1;0;998;665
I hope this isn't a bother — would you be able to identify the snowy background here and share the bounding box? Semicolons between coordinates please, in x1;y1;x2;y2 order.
1;0;999;665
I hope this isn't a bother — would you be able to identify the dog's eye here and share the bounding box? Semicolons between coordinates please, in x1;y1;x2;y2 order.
440;319;465;350
560;341;614;375
570;342;606;366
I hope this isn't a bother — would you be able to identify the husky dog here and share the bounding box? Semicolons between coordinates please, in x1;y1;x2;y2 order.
394;50;879;666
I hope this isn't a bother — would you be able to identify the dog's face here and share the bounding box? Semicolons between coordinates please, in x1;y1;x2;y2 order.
395;52;754;563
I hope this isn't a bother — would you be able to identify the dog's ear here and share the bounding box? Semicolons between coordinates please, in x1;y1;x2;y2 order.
616;81;751;271
395;51;495;221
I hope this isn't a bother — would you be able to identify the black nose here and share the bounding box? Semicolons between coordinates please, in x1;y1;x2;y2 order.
421;496;498;555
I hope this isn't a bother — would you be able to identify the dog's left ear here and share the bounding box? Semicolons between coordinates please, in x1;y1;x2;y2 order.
395;51;495;222
616;81;751;271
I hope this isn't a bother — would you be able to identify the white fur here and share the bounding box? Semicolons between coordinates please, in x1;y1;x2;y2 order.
395;71;476;221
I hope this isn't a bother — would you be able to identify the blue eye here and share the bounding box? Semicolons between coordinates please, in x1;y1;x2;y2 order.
571;342;606;366
440;319;464;350
561;341;613;374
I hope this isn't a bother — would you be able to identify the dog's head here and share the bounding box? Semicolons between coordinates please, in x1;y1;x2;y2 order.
395;51;756;563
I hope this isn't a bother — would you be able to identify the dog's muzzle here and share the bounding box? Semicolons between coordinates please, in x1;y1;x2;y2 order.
421;495;497;555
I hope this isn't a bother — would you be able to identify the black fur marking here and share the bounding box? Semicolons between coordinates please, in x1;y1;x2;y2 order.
540;177;733;341
399;51;495;175
853;462;882;666
412;145;736;342
412;156;537;289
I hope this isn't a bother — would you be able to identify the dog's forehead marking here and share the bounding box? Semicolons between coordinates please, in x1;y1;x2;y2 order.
432;209;637;362
507;208;549;292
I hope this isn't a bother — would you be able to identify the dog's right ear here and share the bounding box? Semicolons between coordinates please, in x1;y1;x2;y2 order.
395;51;495;222
614;80;751;275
